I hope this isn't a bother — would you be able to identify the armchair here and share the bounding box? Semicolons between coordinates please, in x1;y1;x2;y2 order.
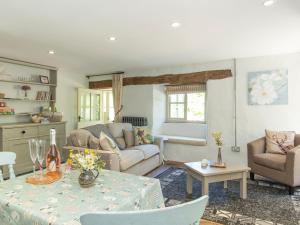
247;134;300;195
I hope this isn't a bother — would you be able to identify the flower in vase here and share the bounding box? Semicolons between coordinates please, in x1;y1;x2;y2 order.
212;132;223;147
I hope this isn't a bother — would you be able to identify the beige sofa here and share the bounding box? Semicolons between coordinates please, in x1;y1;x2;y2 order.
64;123;164;176
247;134;300;195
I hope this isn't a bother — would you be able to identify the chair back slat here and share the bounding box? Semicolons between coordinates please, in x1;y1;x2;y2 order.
80;195;208;225
0;152;16;182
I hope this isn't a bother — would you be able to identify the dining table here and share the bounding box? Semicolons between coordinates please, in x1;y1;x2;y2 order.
0;168;165;225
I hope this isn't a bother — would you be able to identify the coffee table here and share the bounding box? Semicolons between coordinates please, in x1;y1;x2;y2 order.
185;162;250;199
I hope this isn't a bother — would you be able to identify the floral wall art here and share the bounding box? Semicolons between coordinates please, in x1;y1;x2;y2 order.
248;69;288;105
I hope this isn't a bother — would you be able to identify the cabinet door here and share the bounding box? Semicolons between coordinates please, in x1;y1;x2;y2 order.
3;139;33;177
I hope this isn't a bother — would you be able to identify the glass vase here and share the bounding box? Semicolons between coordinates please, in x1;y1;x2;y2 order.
217;146;222;165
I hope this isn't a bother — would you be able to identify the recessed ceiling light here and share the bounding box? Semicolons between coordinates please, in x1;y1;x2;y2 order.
109;36;116;41
171;22;181;28
263;0;275;6
48;50;55;55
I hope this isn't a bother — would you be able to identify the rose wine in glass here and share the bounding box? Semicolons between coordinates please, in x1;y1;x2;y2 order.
46;129;61;174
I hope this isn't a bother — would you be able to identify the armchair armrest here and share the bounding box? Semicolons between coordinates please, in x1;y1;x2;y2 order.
286;146;300;186
154;137;165;164
62;146;120;172
247;137;266;167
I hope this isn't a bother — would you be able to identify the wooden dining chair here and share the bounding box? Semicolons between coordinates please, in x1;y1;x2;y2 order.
0;152;16;182
80;195;208;225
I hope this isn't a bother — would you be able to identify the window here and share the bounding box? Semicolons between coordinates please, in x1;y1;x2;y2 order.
78;88;114;124
166;84;206;122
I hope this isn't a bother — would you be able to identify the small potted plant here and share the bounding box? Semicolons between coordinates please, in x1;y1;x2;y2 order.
212;132;224;166
68;149;105;188
21;85;31;99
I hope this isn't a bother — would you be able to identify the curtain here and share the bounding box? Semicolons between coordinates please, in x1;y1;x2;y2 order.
112;74;123;123
165;84;206;94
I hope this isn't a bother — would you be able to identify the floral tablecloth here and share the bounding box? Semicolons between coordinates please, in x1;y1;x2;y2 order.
0;169;165;225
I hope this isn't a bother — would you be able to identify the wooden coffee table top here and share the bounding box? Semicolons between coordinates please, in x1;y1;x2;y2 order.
185;161;250;177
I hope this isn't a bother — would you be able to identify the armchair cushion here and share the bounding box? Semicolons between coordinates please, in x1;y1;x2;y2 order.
120;150;144;171
254;153;286;171
265;130;295;154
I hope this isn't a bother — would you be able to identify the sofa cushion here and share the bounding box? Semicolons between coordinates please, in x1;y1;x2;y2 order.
128;144;159;159
115;137;126;149
108;123;133;138
134;127;154;145
88;135;102;149
254;153;286;171
265;130;295;154
120;150;144;171
99;132;121;156
68;129;92;147
123;130;135;148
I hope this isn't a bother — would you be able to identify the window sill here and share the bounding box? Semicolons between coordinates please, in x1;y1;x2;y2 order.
157;135;207;146
165;121;207;124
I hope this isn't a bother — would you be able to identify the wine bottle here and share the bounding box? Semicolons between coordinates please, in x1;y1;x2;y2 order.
46;128;61;174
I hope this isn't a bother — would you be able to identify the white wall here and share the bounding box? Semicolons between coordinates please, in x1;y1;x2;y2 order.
56;69;88;135
236;53;300;165
90;51;300;166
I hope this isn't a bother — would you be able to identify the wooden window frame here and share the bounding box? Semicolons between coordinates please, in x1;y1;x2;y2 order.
166;92;206;123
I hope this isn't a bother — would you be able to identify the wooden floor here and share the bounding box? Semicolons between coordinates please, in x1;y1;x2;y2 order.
200;219;223;225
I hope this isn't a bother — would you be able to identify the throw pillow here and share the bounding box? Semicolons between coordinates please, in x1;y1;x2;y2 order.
265;129;295;154
134;127;154;145
83;124;124;150
123;129;135;148
99;132;121;156
68;129;91;147
88;135;102;150
115;137;126;150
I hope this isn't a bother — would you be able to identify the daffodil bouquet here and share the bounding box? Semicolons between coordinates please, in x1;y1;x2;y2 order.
212;132;223;147
68;149;105;172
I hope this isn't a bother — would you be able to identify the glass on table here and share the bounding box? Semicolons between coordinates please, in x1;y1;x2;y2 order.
37;140;46;179
28;139;38;177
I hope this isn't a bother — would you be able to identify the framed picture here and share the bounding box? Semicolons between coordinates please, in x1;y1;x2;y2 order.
40;75;49;84
248;69;288;105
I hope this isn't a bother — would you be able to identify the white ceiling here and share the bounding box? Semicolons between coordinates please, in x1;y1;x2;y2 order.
0;0;300;74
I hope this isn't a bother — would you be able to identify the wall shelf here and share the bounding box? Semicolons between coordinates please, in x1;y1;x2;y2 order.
0;112;34;116
0;79;56;87
0;57;57;117
0;98;55;102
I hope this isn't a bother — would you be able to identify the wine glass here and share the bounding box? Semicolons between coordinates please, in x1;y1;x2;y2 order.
28;139;38;177
37;140;46;178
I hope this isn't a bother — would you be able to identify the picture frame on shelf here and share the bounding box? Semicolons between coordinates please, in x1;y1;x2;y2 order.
40;75;49;84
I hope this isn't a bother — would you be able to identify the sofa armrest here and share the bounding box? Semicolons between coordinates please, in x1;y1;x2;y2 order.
247;137;265;167
62;146;120;172
154;137;164;164
286;146;300;186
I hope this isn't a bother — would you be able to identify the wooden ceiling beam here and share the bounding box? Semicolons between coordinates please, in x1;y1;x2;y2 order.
89;69;232;89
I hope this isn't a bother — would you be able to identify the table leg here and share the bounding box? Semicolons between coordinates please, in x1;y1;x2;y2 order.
186;173;193;197
202;178;209;196
224;180;228;189
240;171;247;199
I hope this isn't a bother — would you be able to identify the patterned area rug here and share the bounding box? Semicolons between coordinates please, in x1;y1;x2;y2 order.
157;167;300;225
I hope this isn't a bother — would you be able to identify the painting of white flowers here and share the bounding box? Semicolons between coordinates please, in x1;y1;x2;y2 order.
248;69;288;105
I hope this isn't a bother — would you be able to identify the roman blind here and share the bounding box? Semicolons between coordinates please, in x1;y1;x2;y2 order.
165;84;206;94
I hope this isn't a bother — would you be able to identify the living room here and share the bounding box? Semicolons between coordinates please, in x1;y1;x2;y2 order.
0;1;300;225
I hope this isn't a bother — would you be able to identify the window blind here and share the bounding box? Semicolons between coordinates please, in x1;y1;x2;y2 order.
165;84;206;94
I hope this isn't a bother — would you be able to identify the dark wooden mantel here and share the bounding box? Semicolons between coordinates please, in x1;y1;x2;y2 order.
89;69;232;89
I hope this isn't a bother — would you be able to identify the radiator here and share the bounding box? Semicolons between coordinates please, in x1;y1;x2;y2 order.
122;116;148;126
